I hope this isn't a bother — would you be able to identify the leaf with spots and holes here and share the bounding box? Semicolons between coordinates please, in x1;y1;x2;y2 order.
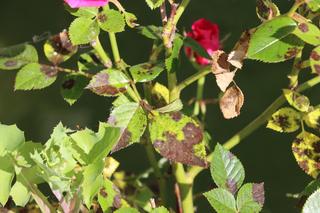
283;89;310;112
236;183;265;213
267;107;301;133
302;188;320;213
304;107;320;130
124;12;138;28
108;102;147;152
86;69;130;97
44;31;78;65
69;17;100;45
204;188;237;213
61;74;89;105
219;85;244;119
145;0;165;9
292;131;320;178
256;0;280;22
247;16;304;63
129;62;165;83
0;44;38;70
306;0;320;12
211;143;245;195
98;9;125;33
98;179;122;211
293;22;320;46
149;111;207;167
310;46;320;75
15;63;57;90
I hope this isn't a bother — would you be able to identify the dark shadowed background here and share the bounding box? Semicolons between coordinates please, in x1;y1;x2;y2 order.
0;0;319;212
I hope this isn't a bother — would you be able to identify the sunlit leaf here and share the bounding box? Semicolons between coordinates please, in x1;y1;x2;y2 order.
0;124;25;156
98;179;122;211
304;107;320;130
236;183;265;213
130;62;165;83
310;46;320;75
283;89;310;112
114;207;140;213
65;4;98;18
69;17;100;45
98;9;125;33
151;206;170;213
302;188;320;213
10;178;31;207
145;0;165;9
204;188;237;213
124;12;138;28
267;107;301;133
293;22;320;46
306;0;320;12
151;82;170;107
0;156;14;206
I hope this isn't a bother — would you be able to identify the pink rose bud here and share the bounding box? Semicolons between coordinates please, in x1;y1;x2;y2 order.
64;0;109;8
185;18;220;66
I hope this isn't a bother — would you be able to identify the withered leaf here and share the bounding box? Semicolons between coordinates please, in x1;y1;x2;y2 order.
219;85;244;119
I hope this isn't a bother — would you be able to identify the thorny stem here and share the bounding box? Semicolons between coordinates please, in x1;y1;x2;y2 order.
193;77;206;117
187;75;320;180
92;37;112;68
108;32;121;67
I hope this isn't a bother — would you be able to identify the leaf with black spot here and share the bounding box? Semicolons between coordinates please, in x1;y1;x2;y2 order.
149;112;207;167
15;63;57;90
78;50;105;72
304;107;320;130
44;31;78;65
86;69;129;97
293;21;320;46
0;44;38;70
108;102;147;152
236;183;265;213
61;74;89;105
283;89;310;112
247;16;304;63
292;131;320;178
130;62;165;83
69;17;100;45
98;9;125;33
211;143;245;195
310;46;320;75
98;179;122;211
267;107;301;133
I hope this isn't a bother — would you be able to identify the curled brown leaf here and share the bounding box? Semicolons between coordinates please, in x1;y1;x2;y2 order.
219;85;244;119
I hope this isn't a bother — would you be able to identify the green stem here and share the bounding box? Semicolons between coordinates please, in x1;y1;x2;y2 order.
56;66;93;78
287;0;306;16
288;51;302;88
109;33;121;67
187;75;320;179
193;77;206;117
173;163;194;213
172;0;191;26
92;37;112;68
145;141;168;205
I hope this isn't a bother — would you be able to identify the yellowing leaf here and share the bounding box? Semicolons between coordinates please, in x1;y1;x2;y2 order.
283;89;310;112
304;107;320;130
267;107;301;133
292;131;320;178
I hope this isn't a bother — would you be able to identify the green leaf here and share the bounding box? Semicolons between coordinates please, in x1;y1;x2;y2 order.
82;160;104;207
247;16;304;63
211;143;245;194
137;25;163;40
69;17;100;45
98;9;125;33
86;69;130;97
61;74;89;105
293;22;320;46
184;37;211;60
108;102;147;152
310;46;320;75
0;156;14;206
124;12;138;28
44;31;78;65
15;142;43;168
304;107;320;130
256;0;280;22
98;179;122;211
151;206;170;213
114;207;140;213
292;131;320;178
88;124;121;163
70;128;99;154
283;89;310;112
0;44;38;70
236;183;265;213
65;5;98;18
78;50;104;72
151;82;170;107
166;36;184;73
145;0;165;9
156;99;183;113
267;107;301;133
300;180;320;197
10;179;31;207
204;188;237;213
133;185;154;212
15;63;57;90
306;0;320;12
130;62;165;83
303;188;320;213
0;124;25;156
149;112;207;167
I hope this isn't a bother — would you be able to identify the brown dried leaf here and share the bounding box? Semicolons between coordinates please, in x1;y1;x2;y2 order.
228;29;254;69
215;71;236;92
219;85;244;119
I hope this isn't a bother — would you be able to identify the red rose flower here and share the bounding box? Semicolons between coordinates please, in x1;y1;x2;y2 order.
186;18;220;65
64;0;108;8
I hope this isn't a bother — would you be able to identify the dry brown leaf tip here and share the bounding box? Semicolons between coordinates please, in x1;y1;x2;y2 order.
219;85;244;119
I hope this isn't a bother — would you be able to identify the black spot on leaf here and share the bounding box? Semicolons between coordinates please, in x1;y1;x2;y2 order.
62;79;75;90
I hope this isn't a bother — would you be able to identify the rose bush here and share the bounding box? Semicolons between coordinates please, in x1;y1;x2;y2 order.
64;0;108;8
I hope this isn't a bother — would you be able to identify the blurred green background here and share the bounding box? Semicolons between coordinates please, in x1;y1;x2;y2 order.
0;0;319;212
